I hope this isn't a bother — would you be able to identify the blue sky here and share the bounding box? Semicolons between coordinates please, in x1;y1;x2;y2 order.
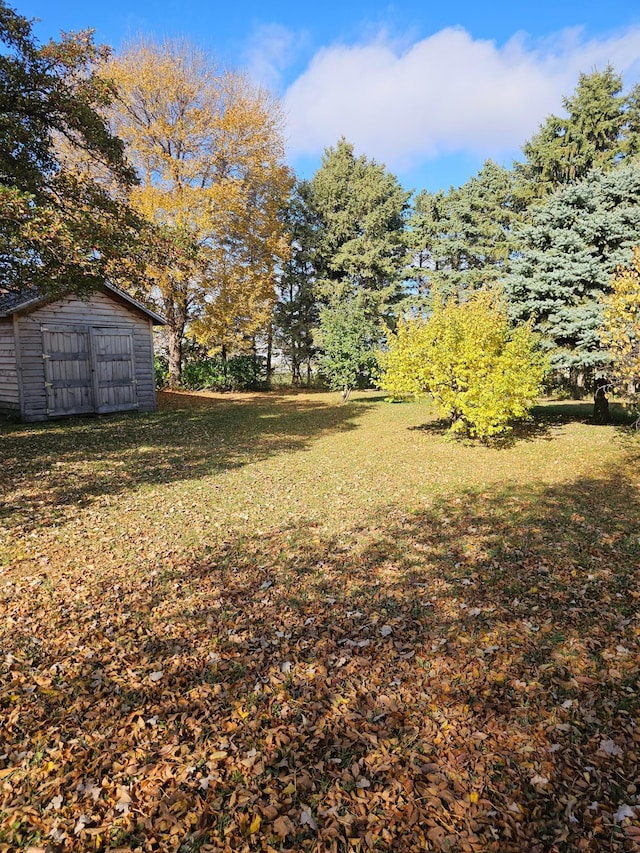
19;0;640;193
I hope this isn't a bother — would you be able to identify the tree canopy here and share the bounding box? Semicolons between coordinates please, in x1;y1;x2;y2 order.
0;0;141;295
407;161;520;303
600;247;640;405
306;138;410;310
516;66;630;201
108;37;292;385
318;299;380;402
505;162;640;375
273;182;319;385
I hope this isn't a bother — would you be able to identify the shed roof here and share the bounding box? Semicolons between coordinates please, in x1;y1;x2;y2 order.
0;282;166;324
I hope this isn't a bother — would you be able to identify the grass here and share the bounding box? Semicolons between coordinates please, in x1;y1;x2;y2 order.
1;390;639;852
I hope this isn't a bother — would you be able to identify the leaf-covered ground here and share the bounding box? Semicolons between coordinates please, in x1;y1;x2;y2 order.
1;391;639;852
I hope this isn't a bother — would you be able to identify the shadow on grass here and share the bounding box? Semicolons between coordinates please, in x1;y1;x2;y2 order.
408;399;638;449
349;393;390;404
2;455;640;850
407;413;557;446
0;390;374;531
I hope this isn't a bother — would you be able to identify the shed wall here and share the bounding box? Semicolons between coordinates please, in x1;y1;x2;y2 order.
17;290;157;421
0;319;19;412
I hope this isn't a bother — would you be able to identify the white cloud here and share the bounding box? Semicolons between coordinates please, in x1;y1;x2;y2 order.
283;25;640;172
242;23;306;92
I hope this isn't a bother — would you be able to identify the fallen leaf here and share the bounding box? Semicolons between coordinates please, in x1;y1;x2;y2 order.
273;815;295;838
599;739;623;756
614;804;637;822
300;807;317;830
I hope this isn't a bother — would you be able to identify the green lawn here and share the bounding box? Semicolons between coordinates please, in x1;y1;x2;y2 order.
1;391;639;851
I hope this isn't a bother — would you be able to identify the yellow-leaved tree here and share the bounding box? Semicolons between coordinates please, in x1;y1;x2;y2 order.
108;38;293;386
379;290;548;438
600;248;640;407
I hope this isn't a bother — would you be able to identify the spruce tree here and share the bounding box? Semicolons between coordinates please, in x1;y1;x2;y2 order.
307;138;410;311
505;162;640;380
517;66;626;200
406;161;519;301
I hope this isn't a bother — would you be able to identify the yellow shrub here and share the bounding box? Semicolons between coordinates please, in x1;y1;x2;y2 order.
379;290;548;438
600;248;640;398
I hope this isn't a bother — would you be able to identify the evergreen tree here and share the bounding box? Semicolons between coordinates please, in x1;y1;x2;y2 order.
517;66;626;201
404;188;446;306
304;138;409;390
273;182;318;385
564;65;626;172
505;162;640;379
406;161;519;301
623;82;640;158
307;138;410;311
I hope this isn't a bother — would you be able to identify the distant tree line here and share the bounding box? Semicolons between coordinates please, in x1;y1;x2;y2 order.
277;65;640;412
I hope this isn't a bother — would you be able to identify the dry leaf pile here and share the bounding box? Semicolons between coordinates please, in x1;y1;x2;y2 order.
1;393;639;852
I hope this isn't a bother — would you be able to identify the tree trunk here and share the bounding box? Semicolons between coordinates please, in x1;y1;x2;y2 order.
251;339;259;388
163;294;187;389
167;323;183;389
341;386;351;403
292;348;301;385
593;377;611;424
570;367;586;399
265;324;273;387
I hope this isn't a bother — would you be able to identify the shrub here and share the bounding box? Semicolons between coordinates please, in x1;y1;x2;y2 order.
317;301;380;401
154;355;169;390
378;290;548;438
600;247;640;407
181;355;265;392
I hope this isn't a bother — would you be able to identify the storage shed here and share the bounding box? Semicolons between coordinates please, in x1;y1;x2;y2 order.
0;283;165;421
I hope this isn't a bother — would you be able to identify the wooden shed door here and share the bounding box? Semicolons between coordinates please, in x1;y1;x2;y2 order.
42;325;94;416
42;325;138;416
90;327;138;413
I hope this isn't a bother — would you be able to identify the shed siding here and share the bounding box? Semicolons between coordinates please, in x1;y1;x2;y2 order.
0;319;19;410
16;290;157;421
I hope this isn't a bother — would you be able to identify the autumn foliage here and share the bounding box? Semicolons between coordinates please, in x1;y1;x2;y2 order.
379;291;548;437
108;39;293;385
600;247;640;403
